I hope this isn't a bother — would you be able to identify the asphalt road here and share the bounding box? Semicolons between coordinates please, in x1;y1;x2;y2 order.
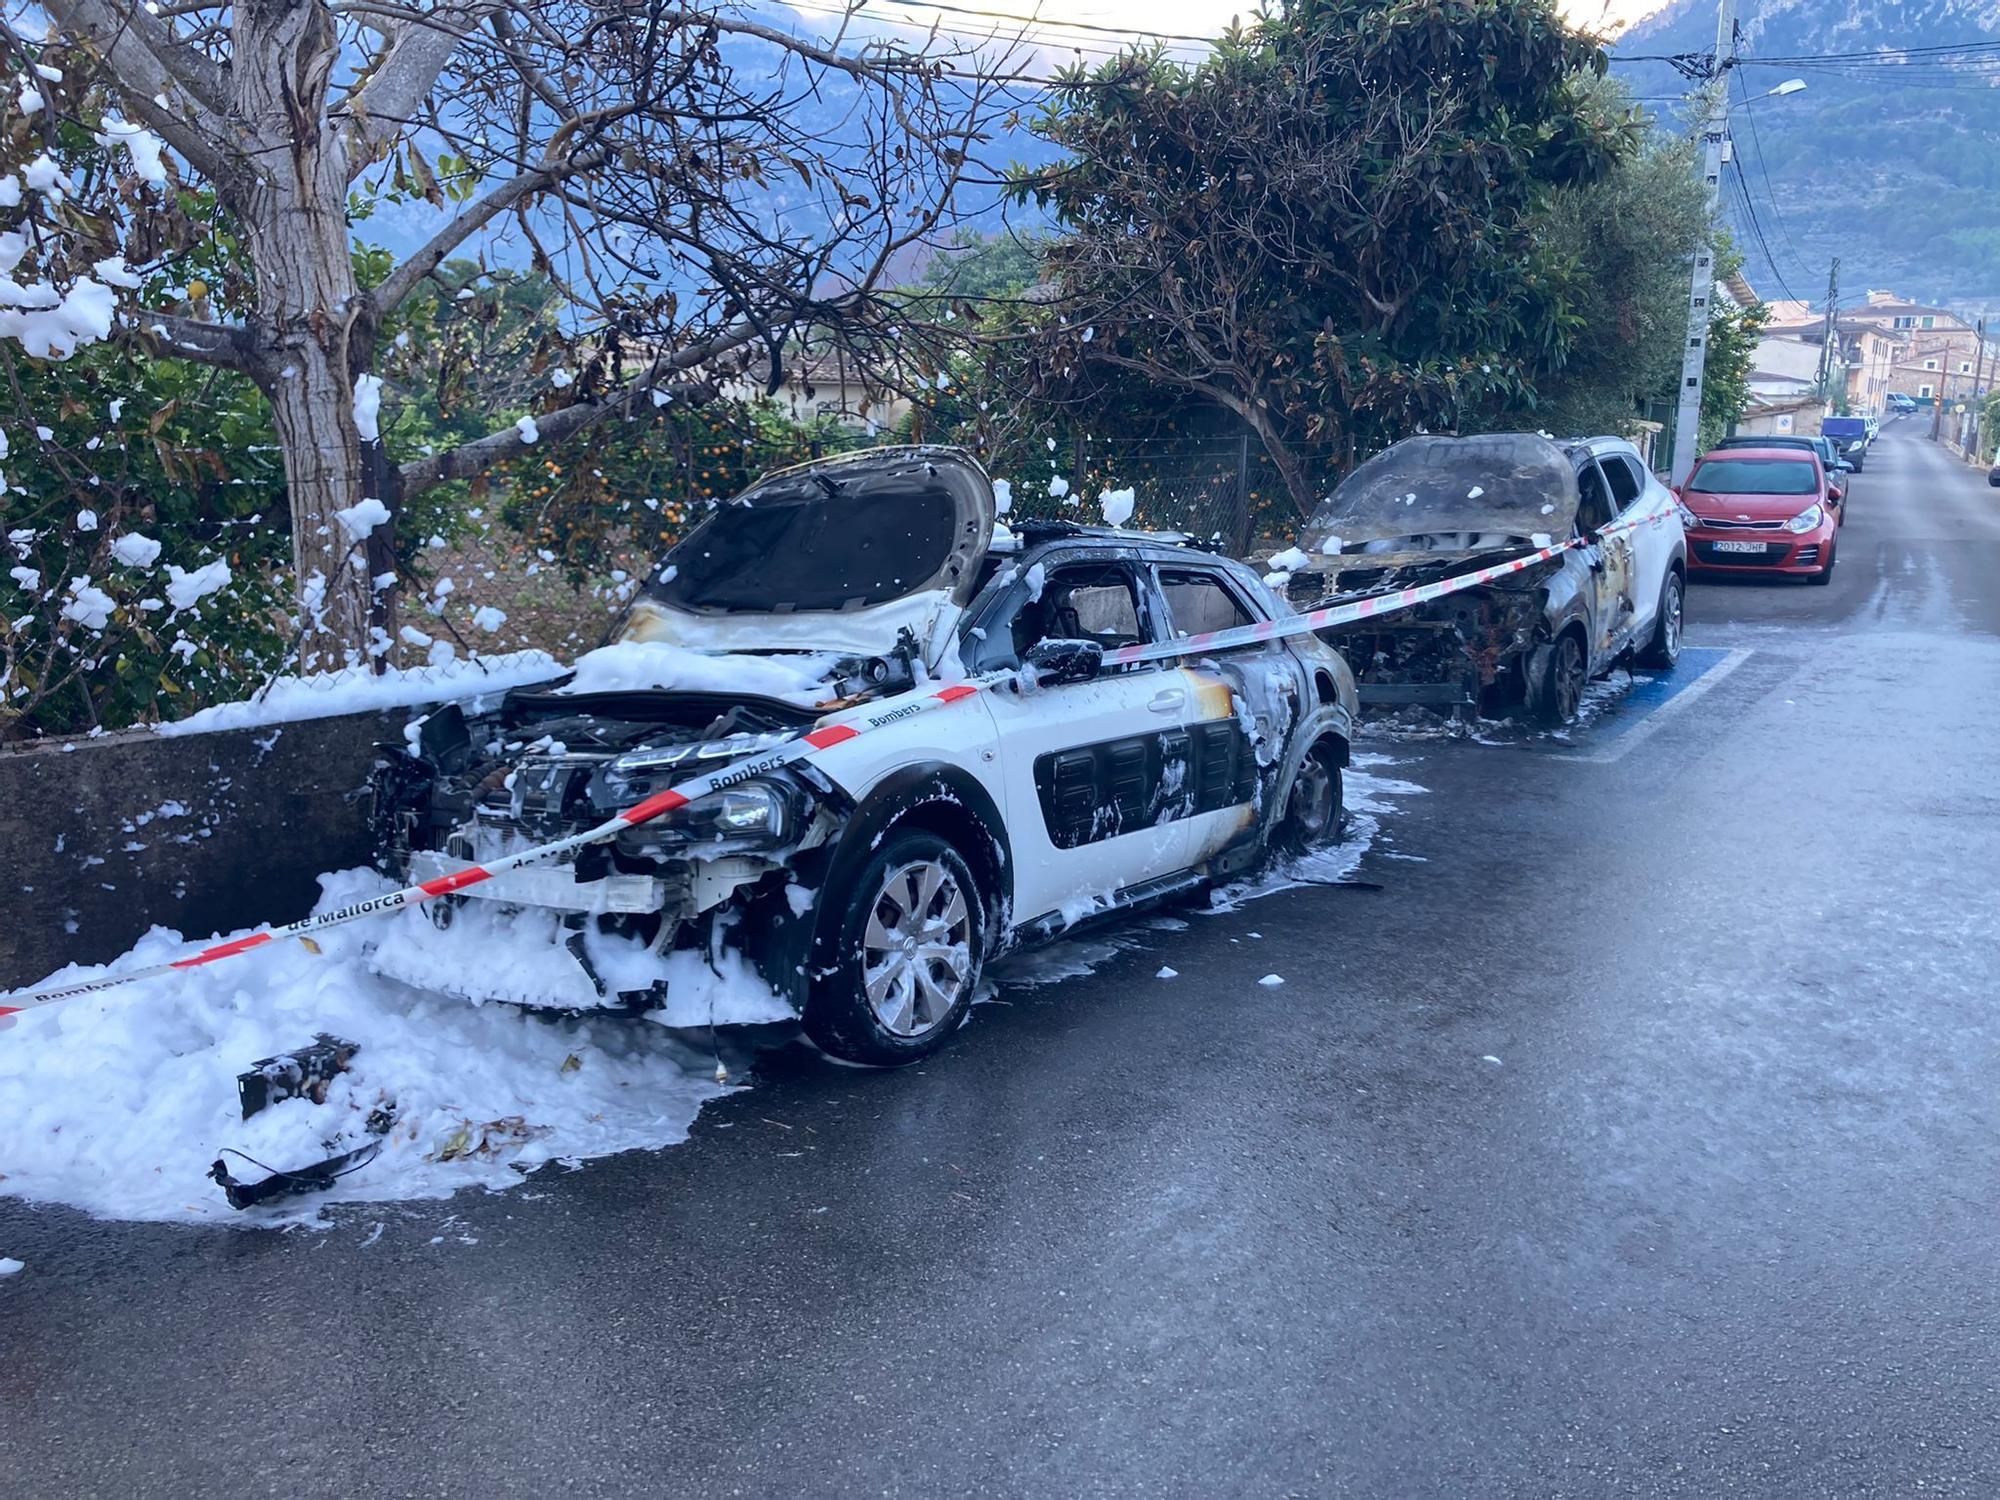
6;422;2000;1497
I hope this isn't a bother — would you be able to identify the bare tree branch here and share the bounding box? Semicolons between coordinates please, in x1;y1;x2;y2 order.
397;319;780;495
341;4;487;171
42;0;243;183
374;150;603;313
130;311;265;375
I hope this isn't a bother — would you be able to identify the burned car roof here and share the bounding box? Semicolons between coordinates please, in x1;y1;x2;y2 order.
1304;433;1580;548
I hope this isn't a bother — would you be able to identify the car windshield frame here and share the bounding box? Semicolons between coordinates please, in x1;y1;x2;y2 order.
1687;458;1822;497
1304;433;1580;546
638;447;994;617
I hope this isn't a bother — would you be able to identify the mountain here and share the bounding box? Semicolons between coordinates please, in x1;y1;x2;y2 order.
1613;0;2000;310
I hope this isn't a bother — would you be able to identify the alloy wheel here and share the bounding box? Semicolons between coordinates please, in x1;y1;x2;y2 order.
1555;635;1586;722
1283;755;1338;848
861;859;973;1037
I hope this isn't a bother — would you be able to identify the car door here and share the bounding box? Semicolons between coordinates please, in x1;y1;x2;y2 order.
1574;456;1636;667
1600;450;1673;641
1149;563;1300;870
971;554;1199;928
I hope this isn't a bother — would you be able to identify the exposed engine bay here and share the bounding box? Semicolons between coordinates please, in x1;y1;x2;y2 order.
1280;433;1586;714
367;668;880;1014
1285;553;1557;711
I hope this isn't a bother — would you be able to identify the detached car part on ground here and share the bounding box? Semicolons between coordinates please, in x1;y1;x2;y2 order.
1273;434;1687;724
368;447;1358;1065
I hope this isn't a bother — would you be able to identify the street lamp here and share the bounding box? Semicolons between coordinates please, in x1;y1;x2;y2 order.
1668;63;1810;484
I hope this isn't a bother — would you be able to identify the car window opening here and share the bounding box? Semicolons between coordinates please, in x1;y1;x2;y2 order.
1160;570;1256;638
1010;566;1148;660
1576;462;1615;531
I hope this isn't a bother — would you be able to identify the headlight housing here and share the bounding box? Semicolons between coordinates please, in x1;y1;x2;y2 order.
1675;500;1700;530
1783;503;1825;534
613;779;798;856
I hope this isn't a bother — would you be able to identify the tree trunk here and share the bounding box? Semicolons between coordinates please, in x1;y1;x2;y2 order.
1222;394;1318;524
231;0;380;671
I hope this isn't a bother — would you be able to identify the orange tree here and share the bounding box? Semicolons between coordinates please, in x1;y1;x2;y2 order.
487;399;871;585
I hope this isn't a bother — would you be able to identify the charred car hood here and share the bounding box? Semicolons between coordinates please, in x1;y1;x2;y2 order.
617;445;995;666
1299;433;1580;556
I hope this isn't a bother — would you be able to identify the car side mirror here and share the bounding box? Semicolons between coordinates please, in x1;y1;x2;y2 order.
1828;485;1844;503
1024;638;1104;686
1834;460;1854;473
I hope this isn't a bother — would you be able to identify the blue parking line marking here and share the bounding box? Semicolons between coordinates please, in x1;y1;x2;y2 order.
1550;646;1752;764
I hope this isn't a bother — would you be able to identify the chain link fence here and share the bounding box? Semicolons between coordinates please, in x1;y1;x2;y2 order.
999;436;1316;557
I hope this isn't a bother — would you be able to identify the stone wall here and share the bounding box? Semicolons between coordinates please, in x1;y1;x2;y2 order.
0;711;406;990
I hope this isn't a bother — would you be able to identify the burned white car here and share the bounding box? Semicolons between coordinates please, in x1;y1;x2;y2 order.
1278;433;1686;723
369;447;1357;1064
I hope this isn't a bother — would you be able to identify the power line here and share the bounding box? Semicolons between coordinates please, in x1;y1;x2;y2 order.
1726;157;1800;304
1730;74;1811;287
837;0;1224;48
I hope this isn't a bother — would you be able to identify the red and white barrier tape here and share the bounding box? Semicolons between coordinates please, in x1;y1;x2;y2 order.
0;512;1665;1016
0;686;984;1016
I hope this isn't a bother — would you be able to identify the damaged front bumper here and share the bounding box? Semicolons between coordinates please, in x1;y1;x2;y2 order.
369;835;820;1019
1309;600;1543;711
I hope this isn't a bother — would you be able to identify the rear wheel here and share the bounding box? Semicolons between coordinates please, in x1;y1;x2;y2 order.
1526;630;1587;727
1639;570;1684;671
1274;740;1346;854
805;829;985;1066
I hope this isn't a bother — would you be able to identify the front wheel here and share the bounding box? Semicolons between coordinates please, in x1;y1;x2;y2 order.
1809;544;1836;586
804;829;986;1066
1639;570;1684;670
1274;740;1346;854
1526;631;1587;727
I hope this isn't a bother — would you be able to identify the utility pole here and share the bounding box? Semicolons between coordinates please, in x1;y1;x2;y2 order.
1669;0;1737;488
1814;259;1840;405
1931;338;1947;440
1971;316;1990;458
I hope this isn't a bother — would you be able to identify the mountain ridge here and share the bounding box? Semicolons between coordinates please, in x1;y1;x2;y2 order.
1615;0;2000;308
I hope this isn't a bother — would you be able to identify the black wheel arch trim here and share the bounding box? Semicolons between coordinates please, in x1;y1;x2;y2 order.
740;762;1012;1013
1258;705;1352;845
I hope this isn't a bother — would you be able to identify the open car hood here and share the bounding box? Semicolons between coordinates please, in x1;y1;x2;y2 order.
1300;433;1580;554
616;445;996;666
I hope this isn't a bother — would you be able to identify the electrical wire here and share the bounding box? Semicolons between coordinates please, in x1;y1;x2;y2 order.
1730;74;1812;289
1725;157;1800;305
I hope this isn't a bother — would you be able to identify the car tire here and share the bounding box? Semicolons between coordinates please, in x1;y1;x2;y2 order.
1809;544;1836;586
1638;570;1684;671
1525;630;1587;727
804;828;986;1066
1274;739;1346;854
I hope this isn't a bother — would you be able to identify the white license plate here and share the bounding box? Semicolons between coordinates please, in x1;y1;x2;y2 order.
1712;539;1767;554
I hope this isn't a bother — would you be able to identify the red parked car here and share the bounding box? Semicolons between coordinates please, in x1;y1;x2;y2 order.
1679;447;1842;586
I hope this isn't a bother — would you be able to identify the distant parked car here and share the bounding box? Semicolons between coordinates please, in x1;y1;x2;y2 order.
1888;394;1918;415
1680;447;1840;586
1820;416;1870;471
1713;435;1850;522
1989;457;2000;488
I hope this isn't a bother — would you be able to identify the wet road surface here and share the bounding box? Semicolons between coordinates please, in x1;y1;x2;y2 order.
5;422;2000;1495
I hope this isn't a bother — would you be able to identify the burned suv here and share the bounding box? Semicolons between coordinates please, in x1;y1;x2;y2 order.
369;447;1357;1064
1278;433;1686;723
